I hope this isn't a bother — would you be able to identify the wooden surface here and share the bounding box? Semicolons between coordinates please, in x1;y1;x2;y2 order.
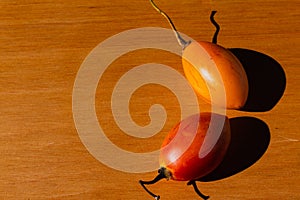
1;0;299;199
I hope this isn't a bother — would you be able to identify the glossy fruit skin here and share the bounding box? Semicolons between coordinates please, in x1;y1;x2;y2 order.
159;112;230;181
182;41;249;109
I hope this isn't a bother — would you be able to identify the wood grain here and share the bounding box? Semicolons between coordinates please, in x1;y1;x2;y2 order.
1;0;299;199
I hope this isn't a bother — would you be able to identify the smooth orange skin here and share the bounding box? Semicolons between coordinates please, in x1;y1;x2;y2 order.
182;41;249;109
159;112;231;181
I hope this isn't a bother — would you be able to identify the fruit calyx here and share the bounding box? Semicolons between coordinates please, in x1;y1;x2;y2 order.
158;167;172;180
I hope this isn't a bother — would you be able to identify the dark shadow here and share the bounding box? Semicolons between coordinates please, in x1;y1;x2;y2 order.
229;48;286;112
199;117;270;182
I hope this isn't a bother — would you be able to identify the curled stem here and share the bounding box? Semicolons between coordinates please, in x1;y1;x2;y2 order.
210;10;220;44
150;0;190;49
139;168;168;200
187;180;210;200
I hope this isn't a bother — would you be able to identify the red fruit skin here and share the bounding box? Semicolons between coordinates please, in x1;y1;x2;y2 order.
159;112;231;181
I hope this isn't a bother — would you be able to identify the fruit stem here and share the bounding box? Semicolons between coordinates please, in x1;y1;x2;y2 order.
150;0;191;50
187;180;210;200
139;167;169;200
210;10;220;44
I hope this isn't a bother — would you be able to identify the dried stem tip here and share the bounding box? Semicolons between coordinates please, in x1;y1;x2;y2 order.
150;0;191;49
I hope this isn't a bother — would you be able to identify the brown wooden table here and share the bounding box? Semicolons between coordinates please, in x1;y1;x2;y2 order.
1;0;299;199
